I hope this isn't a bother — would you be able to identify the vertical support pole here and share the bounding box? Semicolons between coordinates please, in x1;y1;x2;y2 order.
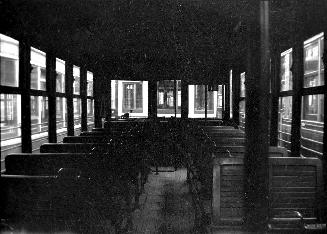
322;40;327;222
205;85;208;121
47;53;57;143
244;1;270;231
66;62;74;136
232;66;240;124
224;77;231;121
181;80;188;119
290;1;304;157
80;66;87;132
105;77;111;122
174;79;177;118
148;80;157;119
93;72;102;128
19;41;32;152
270;45;281;146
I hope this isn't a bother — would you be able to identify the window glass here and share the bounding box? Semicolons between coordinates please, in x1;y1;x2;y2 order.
56;58;65;93
188;85;217;118
31;96;48;135
301;94;324;157
73;98;81;129
1;94;21;141
280;49;293;91
87;71;93;96
111;80;148;118
30;47;46;90
230;70;233;118
0;34;19;87
56;97;67;132
73;66;80;95
240;72;245;98
303;33;324;88
217;85;224;119
239;100;245;131
278;96;292;153
157;80;181;117
87;99;94;125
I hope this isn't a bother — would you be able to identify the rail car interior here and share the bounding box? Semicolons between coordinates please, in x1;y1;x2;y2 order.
1;0;326;233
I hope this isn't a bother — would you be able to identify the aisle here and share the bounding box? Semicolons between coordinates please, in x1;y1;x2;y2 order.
131;169;195;234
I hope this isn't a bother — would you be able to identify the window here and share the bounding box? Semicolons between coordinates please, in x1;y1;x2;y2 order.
73;66;80;95
56;97;67;132
31;96;48;135
0;34;19;87
87;71;93;96
240;72;246;98
157;80;181;117
87;99;94;126
280;49;293;91
278;96;292;153
111;80;148;118
239;100;245;131
30;48;46;91
303;33;324;88
1;94;21;141
301;94;324;157
230;70;233;118
188;85;218;118
73;98;81;129
56;58;65;93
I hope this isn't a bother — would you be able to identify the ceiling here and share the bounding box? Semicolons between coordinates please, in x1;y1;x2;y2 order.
1;0;326;82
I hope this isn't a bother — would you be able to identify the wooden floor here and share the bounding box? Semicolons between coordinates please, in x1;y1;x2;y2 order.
131;168;195;234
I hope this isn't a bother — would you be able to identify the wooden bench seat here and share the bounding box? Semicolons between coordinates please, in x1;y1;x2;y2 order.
212;156;323;232
63;136;111;143
40;143;110;153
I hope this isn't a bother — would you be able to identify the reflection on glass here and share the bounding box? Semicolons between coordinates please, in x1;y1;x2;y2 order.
301;94;324;157
30;48;46;90
240;72;245;98
303;33;324;88
56;97;67;131
230;70;233;118
31;96;48;135
56;58;65;93
280;49;293;91
73;66;80;95
0;94;21;141
111;80;148;118
0;34;19;87
87;71;93;96
278;96;292;152
157;80;181;117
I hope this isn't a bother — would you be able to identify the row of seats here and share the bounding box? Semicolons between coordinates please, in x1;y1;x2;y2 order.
1;121;151;233
203;126;323;232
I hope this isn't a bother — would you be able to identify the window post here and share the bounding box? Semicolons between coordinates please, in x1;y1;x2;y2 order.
19;41;32;152
270;45;281;146
46;52;57;143
93;72;102;128
80;66;87;131
65;61;74;136
181;80;188;119
243;0;270;231
290;2;304;158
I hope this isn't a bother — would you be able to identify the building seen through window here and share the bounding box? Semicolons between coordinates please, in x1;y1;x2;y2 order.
73;66;80;95
0;34;19;87
30;48;46;91
280;49;293;91
111;80;148;118
303;32;324;88
56;58;65;93
157;80;181;117
56;97;67;132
